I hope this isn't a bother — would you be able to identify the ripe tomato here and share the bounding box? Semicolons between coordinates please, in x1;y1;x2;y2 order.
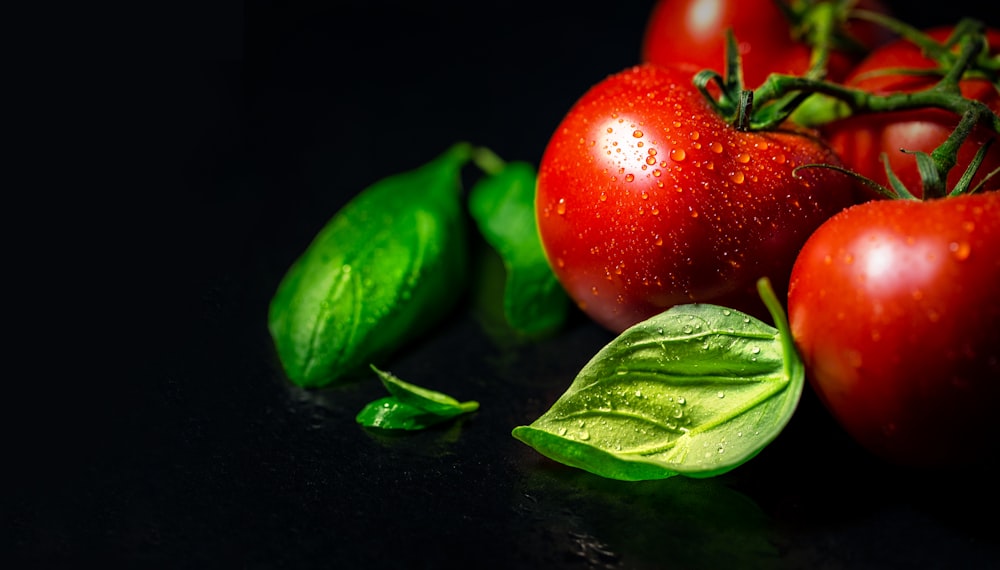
641;0;893;88
822;26;1000;199
535;63;856;333
787;192;1000;467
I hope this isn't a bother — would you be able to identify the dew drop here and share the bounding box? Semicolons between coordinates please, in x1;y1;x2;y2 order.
717;391;725;398
625;173;635;182
558;427;567;436
670;148;686;162
711;141;723;154
632;130;643;138
737;152;750;163
599;191;608;202
950;241;971;260
556;198;566;215
730;171;745;184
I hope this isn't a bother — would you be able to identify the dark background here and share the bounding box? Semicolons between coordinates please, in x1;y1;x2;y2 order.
10;1;999;567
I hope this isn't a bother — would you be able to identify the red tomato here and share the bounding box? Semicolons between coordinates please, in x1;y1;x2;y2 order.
641;0;893;88
787;192;1000;467
823;26;1000;200
535;63;857;333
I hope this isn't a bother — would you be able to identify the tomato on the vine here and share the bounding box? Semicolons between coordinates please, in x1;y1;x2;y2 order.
822;26;1000;199
535;63;856;333
787;191;1000;467
641;0;893;88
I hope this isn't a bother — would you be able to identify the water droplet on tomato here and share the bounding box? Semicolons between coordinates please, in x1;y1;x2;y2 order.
737;152;750;163
632;130;643;138
670;148;686;162
730;171;745;184
773;153;786;164
949;241;971;260
556;198;566;215
710;142;723;154
625;173;635;182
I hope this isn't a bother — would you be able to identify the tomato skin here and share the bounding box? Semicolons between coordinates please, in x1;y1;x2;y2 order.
536;63;856;333
823;26;1000;200
787;192;1000;467
641;0;893;88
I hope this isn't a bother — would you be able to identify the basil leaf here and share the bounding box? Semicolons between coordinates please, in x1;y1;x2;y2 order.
356;365;479;430
355;397;445;431
512;279;803;481
268;143;473;388
371;365;479;418
468;158;569;338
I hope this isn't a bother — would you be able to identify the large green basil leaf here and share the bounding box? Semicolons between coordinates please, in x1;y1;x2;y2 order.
268;144;473;388
468;158;569;338
513;280;803;481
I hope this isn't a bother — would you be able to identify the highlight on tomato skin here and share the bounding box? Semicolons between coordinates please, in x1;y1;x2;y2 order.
534;63;858;334
786;191;1000;468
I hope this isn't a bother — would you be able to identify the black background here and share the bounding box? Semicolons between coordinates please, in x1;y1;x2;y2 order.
10;1;1000;567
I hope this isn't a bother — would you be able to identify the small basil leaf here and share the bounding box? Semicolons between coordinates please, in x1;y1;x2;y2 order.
268;143;473;388
370;365;479;418
355;397;445;430
513;281;803;481
468;159;569;338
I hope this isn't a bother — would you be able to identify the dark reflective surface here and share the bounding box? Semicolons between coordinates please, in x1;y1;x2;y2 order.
11;1;999;567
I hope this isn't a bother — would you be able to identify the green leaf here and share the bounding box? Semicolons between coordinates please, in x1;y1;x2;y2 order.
468;158;569;338
268;143;474;388
356;365;479;430
355;397;446;431
371;365;479;418
512;279;804;481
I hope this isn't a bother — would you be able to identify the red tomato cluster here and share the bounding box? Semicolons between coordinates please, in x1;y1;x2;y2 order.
641;0;895;87
535;0;1000;467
